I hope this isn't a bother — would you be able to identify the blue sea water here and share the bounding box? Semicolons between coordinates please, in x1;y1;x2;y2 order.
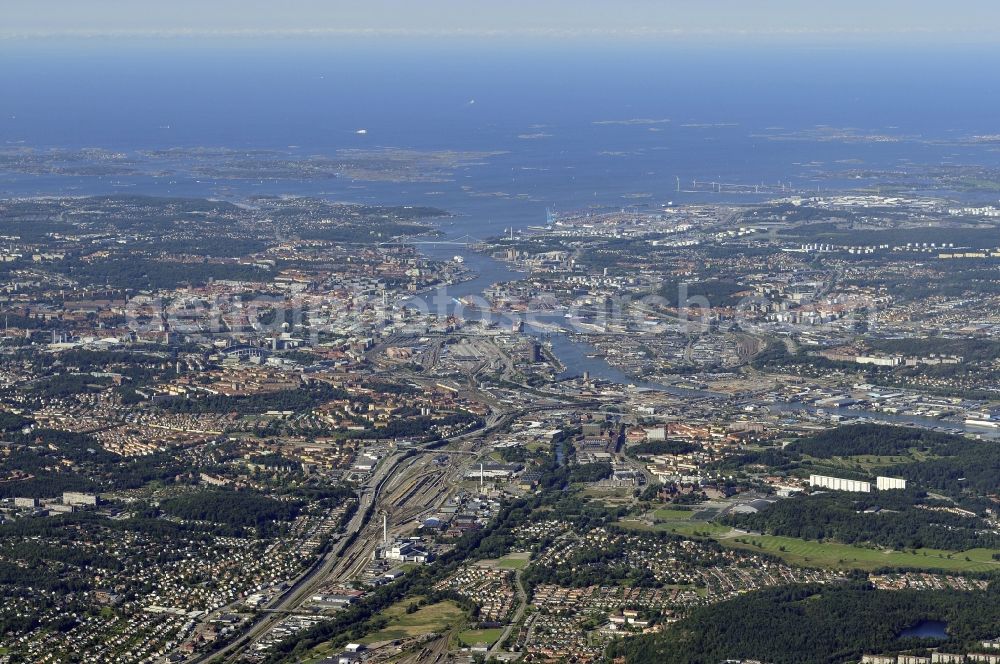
2;40;1000;236
6;38;1000;418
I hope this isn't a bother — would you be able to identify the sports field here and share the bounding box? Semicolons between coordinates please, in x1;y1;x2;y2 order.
457;627;505;647
497;551;531;569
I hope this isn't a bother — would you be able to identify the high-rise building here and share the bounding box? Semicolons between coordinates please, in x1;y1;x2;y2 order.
523;339;542;363
876;476;907;491
809;475;871;493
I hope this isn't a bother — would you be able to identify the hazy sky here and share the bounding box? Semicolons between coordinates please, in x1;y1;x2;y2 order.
3;0;999;42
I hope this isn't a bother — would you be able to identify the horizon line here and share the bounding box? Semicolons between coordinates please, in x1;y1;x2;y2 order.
3;26;1000;42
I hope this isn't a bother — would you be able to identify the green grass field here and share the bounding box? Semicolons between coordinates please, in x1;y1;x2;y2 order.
722;534;1000;573
652;508;696;521
358;597;466;644
497;552;531;570
642;507;731;536
299;597;468;662
619;516;732;538
581;485;635;504
655;521;733;537
801;448;939;474
457;627;505;647
619;511;1000;573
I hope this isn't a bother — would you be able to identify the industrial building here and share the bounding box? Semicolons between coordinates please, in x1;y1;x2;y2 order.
464;462;521;481
62;491;99;506
644;426;667;441
381;540;432;564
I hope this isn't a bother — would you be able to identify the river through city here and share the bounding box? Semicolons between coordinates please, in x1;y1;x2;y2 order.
411;240;1000;439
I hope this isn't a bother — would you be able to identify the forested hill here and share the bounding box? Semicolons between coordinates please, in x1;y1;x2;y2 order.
606;583;1000;664
787;424;963;459
769;424;1000;502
